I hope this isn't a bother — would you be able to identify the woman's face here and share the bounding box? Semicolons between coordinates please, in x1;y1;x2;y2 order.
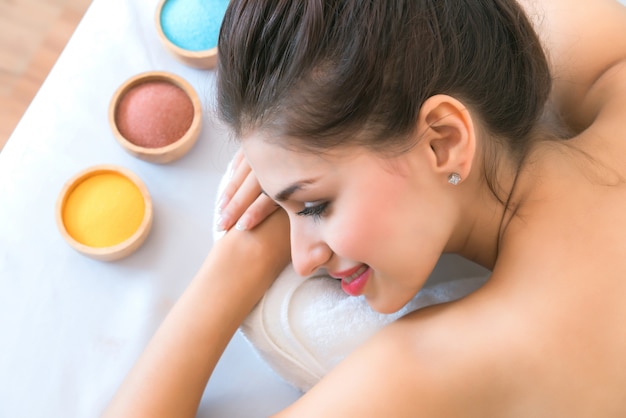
243;135;456;313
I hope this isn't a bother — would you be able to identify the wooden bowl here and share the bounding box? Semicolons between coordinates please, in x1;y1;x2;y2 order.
56;165;153;261
109;71;202;164
155;0;221;69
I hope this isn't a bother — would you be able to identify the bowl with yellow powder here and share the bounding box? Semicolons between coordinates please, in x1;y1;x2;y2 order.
109;71;202;164
56;165;153;261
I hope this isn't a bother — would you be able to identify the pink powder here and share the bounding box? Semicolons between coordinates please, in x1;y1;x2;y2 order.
116;81;194;148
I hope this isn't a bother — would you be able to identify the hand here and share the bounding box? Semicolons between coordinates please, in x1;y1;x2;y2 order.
215;207;291;278
216;149;279;232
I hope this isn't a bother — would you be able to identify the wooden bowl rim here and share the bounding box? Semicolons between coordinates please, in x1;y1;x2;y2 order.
56;164;153;260
108;71;203;160
155;0;219;60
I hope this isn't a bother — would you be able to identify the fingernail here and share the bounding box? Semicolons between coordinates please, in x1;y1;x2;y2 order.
217;195;228;213
227;161;236;180
216;214;231;231
235;216;248;231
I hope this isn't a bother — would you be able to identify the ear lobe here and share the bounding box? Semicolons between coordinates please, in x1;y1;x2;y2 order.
419;95;476;181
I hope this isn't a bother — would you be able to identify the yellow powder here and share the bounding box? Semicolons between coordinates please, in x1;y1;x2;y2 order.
63;172;145;248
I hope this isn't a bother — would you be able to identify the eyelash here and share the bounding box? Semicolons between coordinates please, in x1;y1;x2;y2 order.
296;202;329;220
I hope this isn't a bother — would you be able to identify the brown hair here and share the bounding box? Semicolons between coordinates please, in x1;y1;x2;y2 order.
217;0;552;163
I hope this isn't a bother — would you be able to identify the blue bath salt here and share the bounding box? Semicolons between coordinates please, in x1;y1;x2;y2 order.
161;0;229;51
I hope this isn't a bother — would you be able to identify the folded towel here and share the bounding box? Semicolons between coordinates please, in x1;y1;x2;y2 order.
214;161;489;392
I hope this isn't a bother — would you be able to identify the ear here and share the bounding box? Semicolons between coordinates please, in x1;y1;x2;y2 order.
417;95;477;184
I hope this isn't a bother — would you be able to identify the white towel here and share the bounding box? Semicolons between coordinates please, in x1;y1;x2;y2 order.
214;162;489;392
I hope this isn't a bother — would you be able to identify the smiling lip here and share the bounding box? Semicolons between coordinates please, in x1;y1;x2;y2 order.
329;264;371;297
328;264;366;281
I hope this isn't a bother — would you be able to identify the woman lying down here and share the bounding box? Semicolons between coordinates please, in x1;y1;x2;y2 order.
104;0;626;416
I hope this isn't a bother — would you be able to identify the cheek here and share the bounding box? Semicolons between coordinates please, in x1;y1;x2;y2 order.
326;193;397;261
328;214;378;259
325;167;423;263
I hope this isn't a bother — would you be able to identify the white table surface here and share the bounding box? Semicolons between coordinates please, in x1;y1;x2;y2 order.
0;0;301;416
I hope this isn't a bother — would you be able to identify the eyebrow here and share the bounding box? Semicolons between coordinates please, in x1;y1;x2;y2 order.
266;179;318;202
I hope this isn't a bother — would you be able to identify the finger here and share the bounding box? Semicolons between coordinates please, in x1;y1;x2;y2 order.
228;148;245;179
218;152;251;212
217;170;262;231
235;194;280;231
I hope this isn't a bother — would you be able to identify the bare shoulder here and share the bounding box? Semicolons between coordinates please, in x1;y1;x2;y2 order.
518;0;626;131
518;0;626;67
274;293;526;418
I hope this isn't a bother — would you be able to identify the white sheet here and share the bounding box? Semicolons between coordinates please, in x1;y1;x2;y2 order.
0;0;300;416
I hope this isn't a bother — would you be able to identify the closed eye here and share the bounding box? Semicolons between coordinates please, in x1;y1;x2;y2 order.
296;202;329;221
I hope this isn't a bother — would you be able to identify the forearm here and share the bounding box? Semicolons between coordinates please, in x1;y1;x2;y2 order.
103;210;290;418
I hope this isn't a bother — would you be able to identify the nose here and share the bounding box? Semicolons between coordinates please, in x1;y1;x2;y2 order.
289;218;332;277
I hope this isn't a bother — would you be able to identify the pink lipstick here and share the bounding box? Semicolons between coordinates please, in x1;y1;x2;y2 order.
329;264;371;297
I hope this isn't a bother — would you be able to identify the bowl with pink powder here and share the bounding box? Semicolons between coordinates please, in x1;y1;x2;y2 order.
109;71;202;164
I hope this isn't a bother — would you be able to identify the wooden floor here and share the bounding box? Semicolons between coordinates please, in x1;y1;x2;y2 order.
0;0;92;151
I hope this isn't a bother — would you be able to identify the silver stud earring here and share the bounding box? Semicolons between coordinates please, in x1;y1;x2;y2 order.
448;173;461;186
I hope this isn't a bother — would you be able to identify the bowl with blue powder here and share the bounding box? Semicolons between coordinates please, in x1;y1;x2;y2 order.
156;0;230;69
